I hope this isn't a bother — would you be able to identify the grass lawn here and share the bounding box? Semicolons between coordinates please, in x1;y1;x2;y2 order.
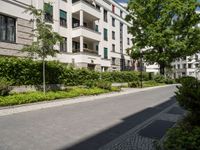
142;81;166;87
0;87;120;107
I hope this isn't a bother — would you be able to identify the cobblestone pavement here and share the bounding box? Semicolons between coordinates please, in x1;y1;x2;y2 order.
99;103;185;150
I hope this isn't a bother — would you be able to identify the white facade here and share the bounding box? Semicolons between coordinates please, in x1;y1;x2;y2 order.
171;53;200;80
0;0;133;71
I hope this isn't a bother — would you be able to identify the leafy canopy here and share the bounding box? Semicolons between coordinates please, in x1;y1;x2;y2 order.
23;5;63;59
126;0;200;68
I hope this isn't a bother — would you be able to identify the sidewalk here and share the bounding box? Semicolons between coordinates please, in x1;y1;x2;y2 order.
0;85;175;117
99;100;185;150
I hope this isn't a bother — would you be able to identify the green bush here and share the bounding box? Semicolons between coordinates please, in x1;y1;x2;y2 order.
153;74;166;83
0;78;12;96
163;124;200;150
128;81;140;88
101;71;139;83
95;80;112;90
0;87;108;106
176;77;200;116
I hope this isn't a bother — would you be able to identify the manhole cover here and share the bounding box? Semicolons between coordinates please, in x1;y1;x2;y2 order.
167;107;185;115
138;120;175;139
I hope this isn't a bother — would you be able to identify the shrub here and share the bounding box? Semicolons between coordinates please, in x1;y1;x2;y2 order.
128;81;140;88
95;80;112;90
0;78;12;96
176;77;200;116
101;71;139;83
153;74;166;83
83;80;96;88
164;78;175;84
0;87;108;106
163;124;200;150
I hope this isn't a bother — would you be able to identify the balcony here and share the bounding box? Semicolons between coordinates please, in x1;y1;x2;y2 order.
73;48;98;55
72;36;99;56
72;0;101;19
72;26;101;41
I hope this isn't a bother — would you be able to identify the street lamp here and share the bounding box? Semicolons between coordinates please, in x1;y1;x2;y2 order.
140;51;143;88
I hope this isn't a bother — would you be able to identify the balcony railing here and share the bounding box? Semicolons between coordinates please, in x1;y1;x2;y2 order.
73;48;98;55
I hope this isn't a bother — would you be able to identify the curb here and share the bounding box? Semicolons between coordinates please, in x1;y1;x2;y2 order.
0;85;176;117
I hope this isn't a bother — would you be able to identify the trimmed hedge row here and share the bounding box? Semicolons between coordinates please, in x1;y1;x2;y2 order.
0;57;159;86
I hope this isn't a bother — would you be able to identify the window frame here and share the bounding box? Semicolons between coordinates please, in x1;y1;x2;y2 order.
60;10;67;27
104;28;108;41
0;14;16;43
44;3;53;23
60;37;67;52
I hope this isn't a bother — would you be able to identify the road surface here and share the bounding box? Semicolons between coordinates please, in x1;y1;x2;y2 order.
0;85;179;150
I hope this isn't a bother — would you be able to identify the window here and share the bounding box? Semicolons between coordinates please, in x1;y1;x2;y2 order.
60;10;67;27
44;3;53;23
95;25;99;32
72;18;79;28
104;28;108;41
127;38;130;45
112;31;115;40
60;37;67;52
104;47;108;59
104;9;108;22
96;5;100;10
178;64;180;69
112;57;116;65
0;14;16;43
120;10;123;17
112;5;115;13
183;64;186;69
112;44;115;52
96;45;99;53
112;17;115;27
188;64;192;68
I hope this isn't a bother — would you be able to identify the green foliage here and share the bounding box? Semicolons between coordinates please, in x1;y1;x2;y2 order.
101;71;139;83
0;78;12;96
153;75;166;83
176;76;200;116
23;5;63;59
0;87;108;106
126;0;200;74
128;81;140;88
163;124;200;150
95;80;112;90
0;57;171;87
143;80;165;87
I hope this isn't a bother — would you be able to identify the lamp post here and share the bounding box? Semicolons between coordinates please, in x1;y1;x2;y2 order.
140;51;143;88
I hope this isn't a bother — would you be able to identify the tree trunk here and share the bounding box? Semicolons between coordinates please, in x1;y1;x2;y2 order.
159;63;165;75
42;58;46;94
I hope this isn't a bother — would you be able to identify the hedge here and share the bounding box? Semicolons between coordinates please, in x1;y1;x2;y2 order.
0;57;162;86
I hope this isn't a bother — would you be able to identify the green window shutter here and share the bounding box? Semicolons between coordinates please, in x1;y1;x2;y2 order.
44;3;53;15
104;48;108;59
104;28;108;41
60;10;67;19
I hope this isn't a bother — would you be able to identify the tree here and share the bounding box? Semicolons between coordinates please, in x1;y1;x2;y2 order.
23;5;63;94
126;0;200;75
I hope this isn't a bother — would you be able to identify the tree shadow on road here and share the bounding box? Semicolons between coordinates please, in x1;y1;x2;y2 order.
59;96;177;150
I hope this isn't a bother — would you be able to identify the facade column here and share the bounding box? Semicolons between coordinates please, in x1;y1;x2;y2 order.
80;10;83;26
80;36;83;52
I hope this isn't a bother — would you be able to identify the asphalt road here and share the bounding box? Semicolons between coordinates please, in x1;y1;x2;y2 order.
0;85;177;150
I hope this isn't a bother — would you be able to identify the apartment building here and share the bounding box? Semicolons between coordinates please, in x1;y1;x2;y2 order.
171;53;200;80
0;0;133;72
